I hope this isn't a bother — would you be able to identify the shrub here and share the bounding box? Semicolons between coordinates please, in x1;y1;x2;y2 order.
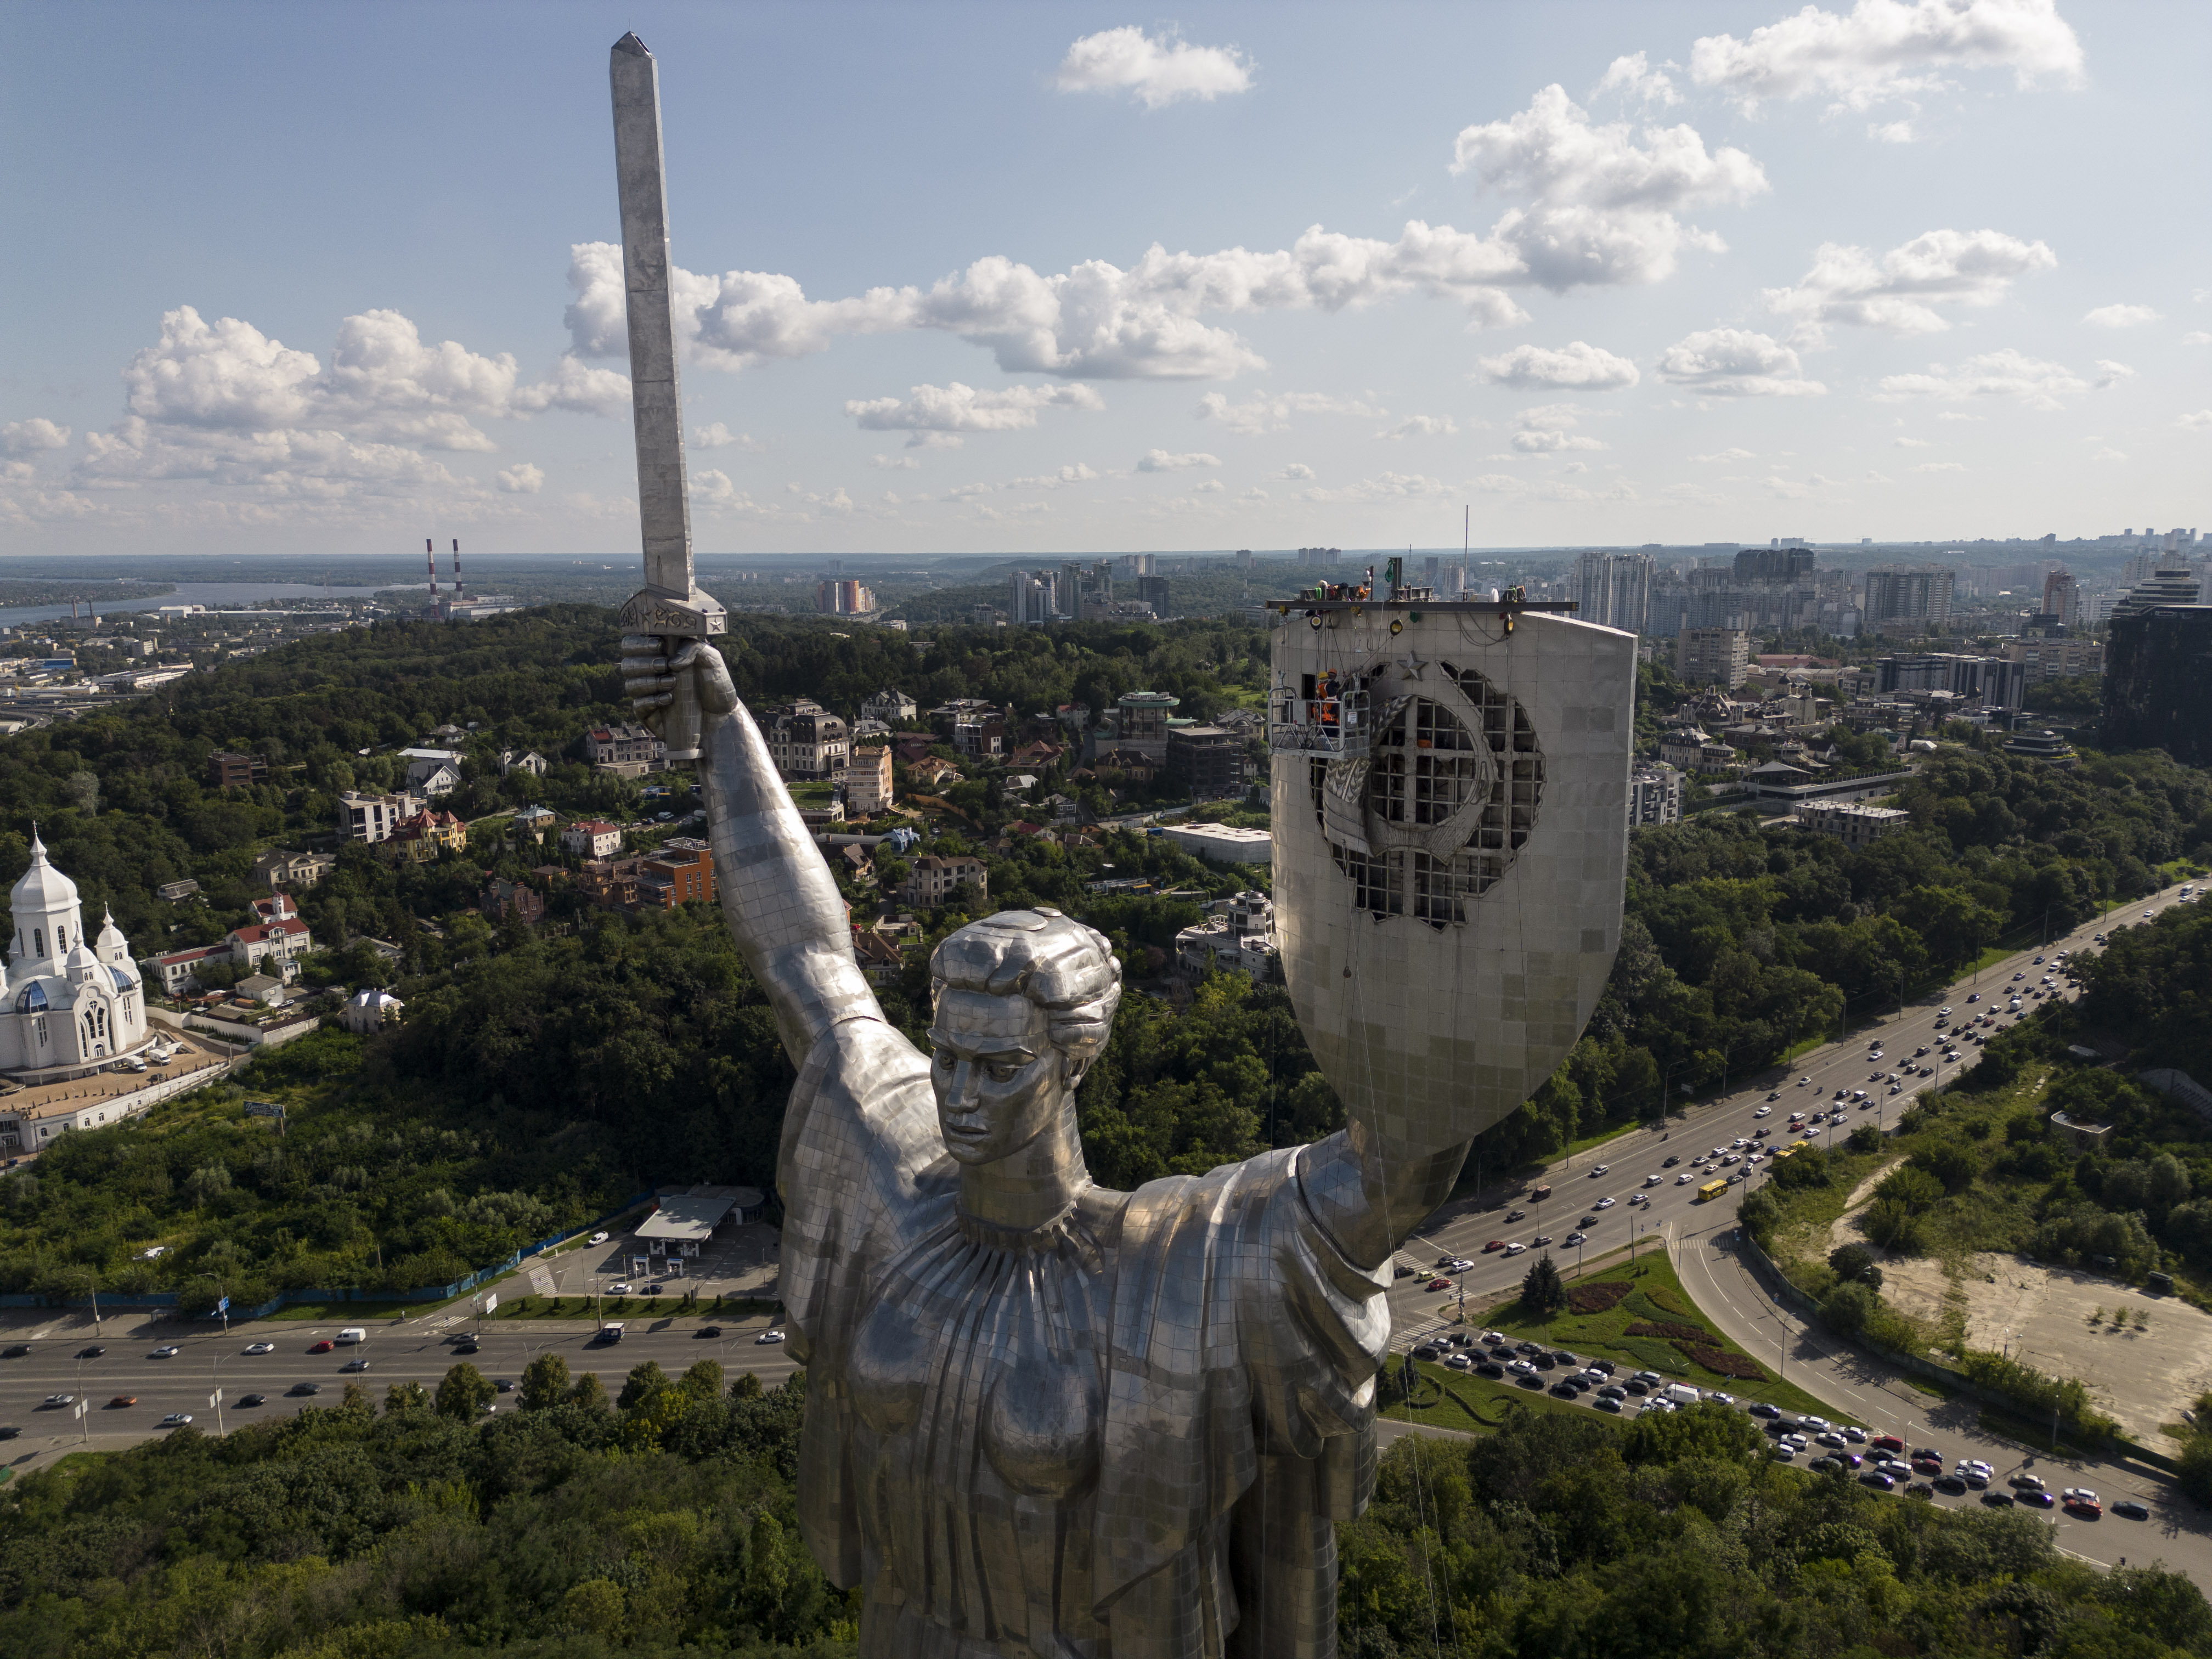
1627;1318;1710;1343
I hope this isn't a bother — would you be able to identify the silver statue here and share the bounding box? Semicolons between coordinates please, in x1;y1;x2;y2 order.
606;35;1633;1658
625;640;1389;1657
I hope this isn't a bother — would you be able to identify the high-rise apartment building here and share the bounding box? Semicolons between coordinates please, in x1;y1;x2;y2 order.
2002;637;2103;682
1010;568;1059;624
1862;566;1955;634
1135;574;1170;616
1675;627;1749;690
1734;546;1816;584
2112;565;2204;619
1570;551;1653;634
816;579;876;615
2101;605;2212;766
2040;568;2080;626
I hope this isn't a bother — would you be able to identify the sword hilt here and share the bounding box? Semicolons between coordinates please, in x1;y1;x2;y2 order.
620;585;726;764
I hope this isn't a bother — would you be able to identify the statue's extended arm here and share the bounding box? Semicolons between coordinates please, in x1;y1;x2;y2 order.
1296;1112;1470;1275
624;636;881;1065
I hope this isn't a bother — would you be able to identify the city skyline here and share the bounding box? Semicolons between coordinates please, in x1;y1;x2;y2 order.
3;1;2208;557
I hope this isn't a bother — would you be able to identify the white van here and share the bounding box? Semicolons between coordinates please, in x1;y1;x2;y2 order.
335;1327;367;1346
1663;1383;1703;1406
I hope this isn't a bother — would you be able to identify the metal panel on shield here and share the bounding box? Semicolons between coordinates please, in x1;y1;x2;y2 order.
1271;609;1636;1145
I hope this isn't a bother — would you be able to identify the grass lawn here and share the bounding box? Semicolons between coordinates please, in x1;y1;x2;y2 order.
258;1300;433;1323
1462;1248;1851;1424
1380;1358;1606;1435
1559;1116;1661;1161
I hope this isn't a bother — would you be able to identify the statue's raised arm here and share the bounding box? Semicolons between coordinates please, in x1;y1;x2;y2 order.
623;637;880;1064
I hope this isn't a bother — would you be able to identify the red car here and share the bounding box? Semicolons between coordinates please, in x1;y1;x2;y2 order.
1426;1277;1454;1292
309;1340;335;1354
1871;1434;1904;1454
2062;1487;2102;1516
1482;1240;1506;1253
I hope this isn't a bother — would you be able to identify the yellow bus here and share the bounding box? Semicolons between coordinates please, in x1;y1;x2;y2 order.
1769;1143;1798;1161
1697;1180;1730;1203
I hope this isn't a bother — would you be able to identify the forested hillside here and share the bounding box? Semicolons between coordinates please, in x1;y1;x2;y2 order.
5;1376;2205;1659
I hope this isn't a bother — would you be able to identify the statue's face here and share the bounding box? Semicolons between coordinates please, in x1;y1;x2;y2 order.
927;988;1064;1166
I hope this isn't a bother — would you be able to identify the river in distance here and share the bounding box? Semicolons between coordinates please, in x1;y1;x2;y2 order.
0;581;394;629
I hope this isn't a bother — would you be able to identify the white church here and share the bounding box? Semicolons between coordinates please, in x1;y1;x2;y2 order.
0;831;152;1081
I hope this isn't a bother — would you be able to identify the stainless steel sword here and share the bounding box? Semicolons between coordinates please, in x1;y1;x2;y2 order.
610;31;724;762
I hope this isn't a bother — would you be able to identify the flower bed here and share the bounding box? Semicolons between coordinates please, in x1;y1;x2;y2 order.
1627;1318;1711;1344
1684;1342;1765;1379
1567;1281;1633;1314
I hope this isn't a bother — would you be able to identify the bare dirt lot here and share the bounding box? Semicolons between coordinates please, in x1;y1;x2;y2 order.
1880;1252;2212;1446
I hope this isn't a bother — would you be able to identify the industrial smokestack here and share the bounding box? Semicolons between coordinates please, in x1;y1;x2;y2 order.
451;538;462;601
425;537;439;600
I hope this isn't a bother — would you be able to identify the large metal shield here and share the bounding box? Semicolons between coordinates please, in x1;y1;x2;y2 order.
1269;608;1636;1146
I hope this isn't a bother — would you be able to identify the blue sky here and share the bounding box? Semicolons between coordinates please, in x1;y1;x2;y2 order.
2;1;2205;557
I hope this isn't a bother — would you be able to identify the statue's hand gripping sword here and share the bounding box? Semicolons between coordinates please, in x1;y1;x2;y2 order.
611;32;724;763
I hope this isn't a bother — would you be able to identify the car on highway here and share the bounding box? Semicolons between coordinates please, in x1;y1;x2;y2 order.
1578;1214;1598;1227
1754;1105;1771;1118
1861;1470;1895;1489
77;1345;106;1359
1483;1240;1506;1252
341;1358;371;1373
1589;1165;1609;1177
1644;1172;1663;1185
287;1382;322;1396
1;1344;30;1358
1627;1192;1649;1206
2019;1488;2055;1508
452;1340;481;1355
1676;1172;1694;1183
608;1282;634;1296
1443;1257;1475;1273
2062;1487;2102;1515
757;1329;788;1345
1967;992;1980;1002
1870;1434;1904;1453
149;1345;180;1359
1661;1157;1681;1170
245;1341;276;1356
1426;1277;1454;1291
2114;1499;2151;1520
1565;1232;1587;1246
1504;1243;1526;1256
1594;1196;1616;1210
157;1412;194;1428
309;1340;335;1354
1506;1208;1527;1221
1982;1490;2016;1507
1532;1234;1553;1246
106;1394;137;1409
41;1394;72;1408
238;1394;267;1408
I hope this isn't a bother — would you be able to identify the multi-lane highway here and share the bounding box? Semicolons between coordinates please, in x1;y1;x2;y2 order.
1383;878;2207;1576
0;1311;798;1472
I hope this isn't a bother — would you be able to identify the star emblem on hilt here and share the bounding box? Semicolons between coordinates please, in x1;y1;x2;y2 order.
1395;650;1427;681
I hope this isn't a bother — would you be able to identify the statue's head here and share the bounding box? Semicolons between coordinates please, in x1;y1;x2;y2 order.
927;910;1121;1166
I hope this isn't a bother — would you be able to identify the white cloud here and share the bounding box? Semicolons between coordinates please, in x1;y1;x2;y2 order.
1197;390;1381;433
1876;347;2124;409
1281;462;1316;480
1592;52;1681;106
2177;411;2212;430
2091;448;2126;461
1508;402;1607;453
1054;26;1254;109
1868;119;1916;143
1764;228;2055;341
870;453;921;470
1912;460;1967;472
1;418;71;455
1690;0;2085;111
2092;359;2135;385
694;421;761;449
1136;449;1221;471
1238;487;1271;503
1893;436;1933;447
495;462;544;494
691;470;763;514
845;381;1103;446
1450;86;1767;291
1379;415;1459;438
1006;464;1104;489
1657;329;1827;396
1194;478;1226;493
1691;447;1756;461
2083;303;2162;329
1475;340;1640;390
2185;332;2212;347
1297;471;1451;504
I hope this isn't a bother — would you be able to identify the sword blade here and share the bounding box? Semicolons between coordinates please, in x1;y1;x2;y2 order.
611;32;693;605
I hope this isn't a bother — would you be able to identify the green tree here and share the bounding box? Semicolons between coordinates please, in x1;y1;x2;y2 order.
732;1369;764;1400
1821;1280;1878;1336
433;1361;494;1422
618;1358;670;1411
383;1380;428;1414
562;1577;627;1638
1520;1252;1566;1320
569;1370;610;1412
518;1351;570;1410
1828;1243;1883;1289
678;1358;723;1401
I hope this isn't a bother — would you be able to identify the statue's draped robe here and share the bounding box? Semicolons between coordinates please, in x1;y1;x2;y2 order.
777;1015;1390;1658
